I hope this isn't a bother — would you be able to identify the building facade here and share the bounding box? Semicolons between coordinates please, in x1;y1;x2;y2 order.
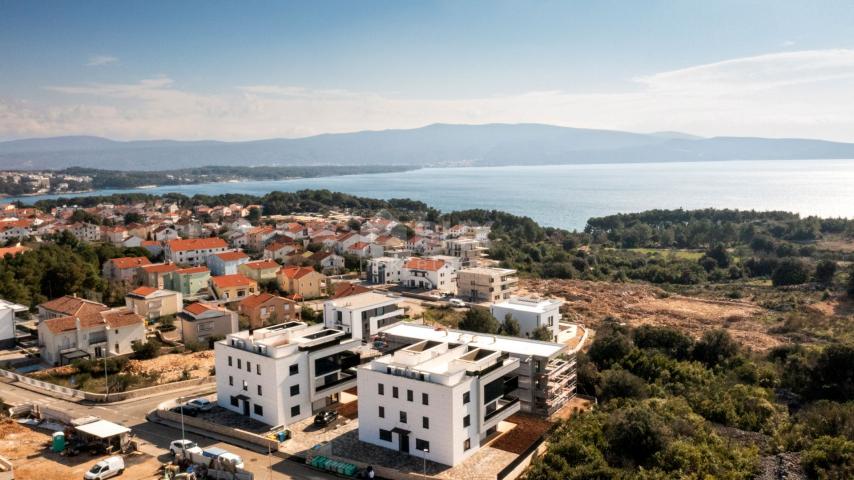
323;292;405;341
165;237;229;266
490;297;563;340
456;267;519;303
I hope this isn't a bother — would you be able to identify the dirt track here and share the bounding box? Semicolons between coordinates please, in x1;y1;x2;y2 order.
521;279;783;351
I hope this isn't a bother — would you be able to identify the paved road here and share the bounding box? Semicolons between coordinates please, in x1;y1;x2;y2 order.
0;379;332;479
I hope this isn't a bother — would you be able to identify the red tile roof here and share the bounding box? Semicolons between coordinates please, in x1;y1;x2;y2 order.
140;263;178;274
214;251;249;261
0;245;29;257
42;308;142;334
102;308;145;329
332;282;371;299
128;286;157;297
175;266;209;274
405;258;445;271
168;237;227;252
183;302;213;316
211;274;256;289
39;295;107;317
109;256;151;269
242;260;279;270
238;292;276;310
279;266;318;280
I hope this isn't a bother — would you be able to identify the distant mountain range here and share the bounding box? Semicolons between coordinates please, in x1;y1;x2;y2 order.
2;123;854;171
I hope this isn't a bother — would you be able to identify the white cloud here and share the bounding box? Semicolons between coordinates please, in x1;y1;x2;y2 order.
4;49;854;141
86;55;119;67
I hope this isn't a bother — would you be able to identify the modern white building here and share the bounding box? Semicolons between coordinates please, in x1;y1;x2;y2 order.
490;297;563;340
367;257;405;285
165;237;229;266
378;322;576;417
323;292;405;342
400;258;457;294
214;322;361;427
358;338;522;466
0;299;27;348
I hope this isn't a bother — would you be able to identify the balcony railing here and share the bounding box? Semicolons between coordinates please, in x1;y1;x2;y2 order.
484;396;520;422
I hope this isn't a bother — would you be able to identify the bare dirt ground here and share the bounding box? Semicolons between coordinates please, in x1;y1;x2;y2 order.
489;414;551;455
520;279;784;351
126;351;214;383
0;420;159;480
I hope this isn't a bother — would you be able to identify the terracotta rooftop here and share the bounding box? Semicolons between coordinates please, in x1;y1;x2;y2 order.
242;260;279;270
0;246;29;257
238;292;288;310
214;251;249;262
332;282;371;299
175;266;209;274
109;256;152;269
183;302;214;316
140;263;178;274
39;295;107;318
168;237;227;252
279;266;318;280
405;258;446;271
128;286;158;297
211;274;256;288
42;308;142;335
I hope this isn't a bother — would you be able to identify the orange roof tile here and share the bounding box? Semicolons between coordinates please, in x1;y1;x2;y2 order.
109;256;151;269
175;266;209;274
214;251;249;261
183;302;213;316
39;295;107;317
242;260;279;270
211;274;256;288
0;245;29;257
140;263;178;274
332;282;371;299
168;237;227;252
279;266;318;280
129;286;157;297
238;292;276;310
405;258;445;271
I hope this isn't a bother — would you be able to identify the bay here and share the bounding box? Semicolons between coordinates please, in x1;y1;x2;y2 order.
7;159;854;230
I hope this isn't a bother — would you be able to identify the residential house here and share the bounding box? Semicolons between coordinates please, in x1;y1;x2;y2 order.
262;238;297;261
102;256;152;283
367;257;405;285
140;240;163;257
165;237;229;266
101;225;128;244
309;251;345;274
277;267;327;300
137;263;179;289
211;274;258;302
38;295;107;323
214;322;361;427
67;222;100;242
125;287;183;322
401;258;455;294
0;299;27;348
38;308;146;365
323;292;405;341
456;267;519;303
166;266;211;298
346;241;372;259
207;250;250;276
247;226;277;251
330;282;371;300
153;225;179;242
178;302;238;344
238;260;280;283
0;245;30;258
491;297;563;340
238;293;300;329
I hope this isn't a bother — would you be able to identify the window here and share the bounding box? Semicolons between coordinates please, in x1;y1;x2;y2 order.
242;380;248;391
254;404;263;416
463;391;470;404
291;405;300;417
464;438;471;451
415;439;430;452
290;384;300;396
228;356;232;367
256;364;261;375
463;415;470;428
422;416;429;429
289;364;299;375
407;389;413;402
115;343;119;353
230;396;238;406
228;375;233;386
379;429;392;442
379;406;385;418
422;393;429;405
399;411;407;423
247;361;251;372
378;383;384;395
392;386;399;398
257;385;262;396
237;359;242;369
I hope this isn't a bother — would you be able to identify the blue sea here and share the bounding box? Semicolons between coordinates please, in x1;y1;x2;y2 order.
8;159;854;230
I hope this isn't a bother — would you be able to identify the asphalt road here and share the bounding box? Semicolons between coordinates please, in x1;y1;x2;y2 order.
0;378;333;479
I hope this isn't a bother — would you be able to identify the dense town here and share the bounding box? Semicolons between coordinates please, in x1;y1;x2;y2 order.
0;197;587;480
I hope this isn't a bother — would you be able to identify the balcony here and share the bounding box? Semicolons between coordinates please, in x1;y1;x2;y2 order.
314;370;357;397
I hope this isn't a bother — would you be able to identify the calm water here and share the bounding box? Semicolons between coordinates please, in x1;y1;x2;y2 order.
9;159;854;230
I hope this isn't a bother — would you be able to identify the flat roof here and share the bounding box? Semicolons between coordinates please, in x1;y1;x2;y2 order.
329;292;398;310
75;419;130;438
492;297;563;314
381;322;565;358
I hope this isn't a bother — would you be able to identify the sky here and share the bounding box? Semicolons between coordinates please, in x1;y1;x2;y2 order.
1;0;854;142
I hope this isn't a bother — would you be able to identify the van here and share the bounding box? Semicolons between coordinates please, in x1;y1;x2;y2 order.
83;456;124;479
203;447;245;470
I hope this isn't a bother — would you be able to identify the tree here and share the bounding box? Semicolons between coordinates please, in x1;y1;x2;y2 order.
808;344;854;401
499;313;520;337
597;369;648;402
459;308;499;334
771;258;809;286
588;327;632;369
530;325;553;341
633;325;694;360
847;266;854;297
246;206;261;224
123;212;144;225
815;260;838;286
802;435;854;480
692;329;738;367
604;403;669;466
347;218;362;231
131;339;161;360
300;305;318;323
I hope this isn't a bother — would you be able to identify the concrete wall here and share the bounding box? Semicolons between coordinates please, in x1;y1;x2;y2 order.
154;408;278;451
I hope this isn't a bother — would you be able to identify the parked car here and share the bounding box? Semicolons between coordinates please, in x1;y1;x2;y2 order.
169;439;202;456
202;447;245;470
83;456;124;479
170;404;199;417
448;298;466;308
314;410;339;427
186;398;213;411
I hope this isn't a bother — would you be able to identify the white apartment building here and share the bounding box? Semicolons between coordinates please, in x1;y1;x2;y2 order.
456;267;519;303
400;258;456;294
0;299;27;349
379;322;576;417
323;292;405;341
358;339;522;466
491;297;563;340
214;322;361;427
367;257;405;285
165;237;229;266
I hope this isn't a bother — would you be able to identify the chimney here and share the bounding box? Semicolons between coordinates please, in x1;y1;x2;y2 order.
75;316;81;331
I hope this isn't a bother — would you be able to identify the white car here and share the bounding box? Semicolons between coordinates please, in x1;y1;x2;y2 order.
83;456;124;480
448;298;466;308
186;398;213;411
169;439;202;456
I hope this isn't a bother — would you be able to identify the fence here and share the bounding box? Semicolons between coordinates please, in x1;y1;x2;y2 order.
153;409;279;451
0;367;214;403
